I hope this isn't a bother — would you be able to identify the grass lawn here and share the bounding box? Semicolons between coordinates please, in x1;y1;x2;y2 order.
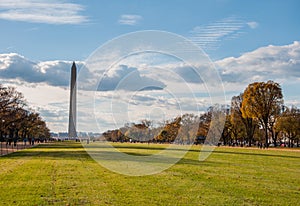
0;142;299;205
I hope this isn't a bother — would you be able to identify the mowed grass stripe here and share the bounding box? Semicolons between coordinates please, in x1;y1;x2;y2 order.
0;142;299;205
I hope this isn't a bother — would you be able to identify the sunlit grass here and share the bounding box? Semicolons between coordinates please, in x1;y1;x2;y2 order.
0;142;299;205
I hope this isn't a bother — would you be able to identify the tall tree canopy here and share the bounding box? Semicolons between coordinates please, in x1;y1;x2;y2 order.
241;81;283;146
0;84;50;142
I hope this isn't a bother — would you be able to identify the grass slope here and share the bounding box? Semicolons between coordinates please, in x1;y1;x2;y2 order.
0;142;299;205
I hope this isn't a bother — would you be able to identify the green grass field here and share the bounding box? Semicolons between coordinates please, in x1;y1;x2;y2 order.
0;142;299;205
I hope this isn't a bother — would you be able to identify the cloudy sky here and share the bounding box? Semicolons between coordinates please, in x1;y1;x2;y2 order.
0;0;299;133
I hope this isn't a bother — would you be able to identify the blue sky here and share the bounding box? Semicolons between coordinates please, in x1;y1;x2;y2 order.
1;0;299;61
0;0;299;132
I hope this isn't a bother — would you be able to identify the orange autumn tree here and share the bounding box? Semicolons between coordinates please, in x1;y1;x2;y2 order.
241;81;283;146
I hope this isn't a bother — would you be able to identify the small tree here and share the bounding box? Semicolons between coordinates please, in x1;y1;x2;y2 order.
178;113;199;144
231;94;257;146
155;117;181;143
275;106;300;147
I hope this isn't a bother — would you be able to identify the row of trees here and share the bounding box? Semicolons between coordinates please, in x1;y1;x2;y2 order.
0;85;50;144
102;81;300;147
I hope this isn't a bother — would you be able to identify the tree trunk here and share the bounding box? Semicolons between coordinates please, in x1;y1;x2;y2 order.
274;132;279;147
269;128;279;147
246;126;255;147
264;127;268;147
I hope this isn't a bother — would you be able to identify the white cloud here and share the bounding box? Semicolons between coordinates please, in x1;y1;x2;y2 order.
99;65;166;91
189;17;258;50
189;17;244;50
118;14;142;25
91;90;210;131
0;0;88;24
216;41;300;83
0;53;85;86
247;21;259;29
215;41;300;106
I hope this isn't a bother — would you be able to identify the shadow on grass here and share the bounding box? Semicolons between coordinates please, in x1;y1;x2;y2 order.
2;143;90;160
1;143;202;167
119;146;300;160
8;150;90;159
102;144;300;160
39;143;83;149
2;142;299;165
84;143;188;151
208;150;300;160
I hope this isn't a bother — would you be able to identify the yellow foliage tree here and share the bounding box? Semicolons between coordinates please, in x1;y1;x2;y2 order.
241;81;283;146
231;94;257;146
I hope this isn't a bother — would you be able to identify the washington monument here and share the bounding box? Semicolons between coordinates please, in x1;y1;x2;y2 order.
68;62;77;138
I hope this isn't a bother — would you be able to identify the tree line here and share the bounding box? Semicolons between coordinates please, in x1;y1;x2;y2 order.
0;85;50;145
102;80;300;148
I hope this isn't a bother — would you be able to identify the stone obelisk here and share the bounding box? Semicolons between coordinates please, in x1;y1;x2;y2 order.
68;61;77;139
